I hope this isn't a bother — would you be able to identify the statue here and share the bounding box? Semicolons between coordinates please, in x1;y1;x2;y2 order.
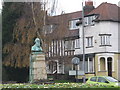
31;38;43;52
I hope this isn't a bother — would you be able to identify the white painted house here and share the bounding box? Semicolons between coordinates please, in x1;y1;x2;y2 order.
75;2;120;80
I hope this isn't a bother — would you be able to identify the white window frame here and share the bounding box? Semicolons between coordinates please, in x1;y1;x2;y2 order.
98;55;114;72
84;17;89;26
69;19;79;30
75;39;80;49
84;57;94;73
100;34;111;46
86;37;93;47
84;15;95;26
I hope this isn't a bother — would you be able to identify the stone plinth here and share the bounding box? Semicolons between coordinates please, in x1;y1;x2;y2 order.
29;52;47;83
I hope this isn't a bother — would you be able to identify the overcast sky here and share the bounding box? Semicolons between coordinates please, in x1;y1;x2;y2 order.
58;0;120;14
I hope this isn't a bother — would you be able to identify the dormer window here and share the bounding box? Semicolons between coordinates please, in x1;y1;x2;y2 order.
69;19;79;30
84;15;96;26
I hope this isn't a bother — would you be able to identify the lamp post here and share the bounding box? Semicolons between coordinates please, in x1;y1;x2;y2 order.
82;0;86;83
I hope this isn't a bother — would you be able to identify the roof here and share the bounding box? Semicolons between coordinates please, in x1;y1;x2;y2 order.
46;11;82;39
88;2;120;22
46;2;120;39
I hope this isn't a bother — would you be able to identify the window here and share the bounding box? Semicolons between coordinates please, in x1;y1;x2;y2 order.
69;19;79;30
53;40;57;56
85;57;94;73
75;39;80;48
105;76;118;82
98;77;108;83
85;58;88;73
90;77;97;82
65;40;74;50
100;57;106;71
79;56;94;73
86;37;93;47
84;15;95;26
44;24;55;34
79;60;83;71
89;57;93;72
99;34;111;46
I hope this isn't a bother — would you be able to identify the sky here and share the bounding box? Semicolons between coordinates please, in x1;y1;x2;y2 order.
58;0;120;14
0;0;120;14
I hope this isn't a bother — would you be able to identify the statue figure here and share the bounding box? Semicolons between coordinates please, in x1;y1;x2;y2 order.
31;38;43;52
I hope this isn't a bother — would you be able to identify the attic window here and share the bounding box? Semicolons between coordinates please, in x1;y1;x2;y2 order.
69;19;79;30
84;15;96;26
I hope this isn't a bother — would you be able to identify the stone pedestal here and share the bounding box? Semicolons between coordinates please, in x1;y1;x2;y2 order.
29;52;47;83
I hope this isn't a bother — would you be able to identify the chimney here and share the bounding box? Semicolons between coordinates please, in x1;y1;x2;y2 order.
84;0;95;15
85;0;93;6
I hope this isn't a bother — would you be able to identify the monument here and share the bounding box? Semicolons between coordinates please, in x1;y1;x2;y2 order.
31;38;43;52
29;38;47;83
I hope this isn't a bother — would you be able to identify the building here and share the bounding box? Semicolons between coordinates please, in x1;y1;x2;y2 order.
45;1;120;80
45;10;82;80
76;2;120;80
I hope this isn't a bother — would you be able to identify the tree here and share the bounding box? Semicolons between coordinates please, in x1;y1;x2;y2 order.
2;1;60;82
2;2;44;68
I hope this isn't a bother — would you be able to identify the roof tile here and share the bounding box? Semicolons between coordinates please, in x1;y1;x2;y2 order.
88;2;119;22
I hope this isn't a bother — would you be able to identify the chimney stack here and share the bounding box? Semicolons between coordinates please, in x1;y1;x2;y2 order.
84;0;95;15
85;0;93;6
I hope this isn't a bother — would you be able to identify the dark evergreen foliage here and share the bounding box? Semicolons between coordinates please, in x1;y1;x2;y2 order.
2;2;23;45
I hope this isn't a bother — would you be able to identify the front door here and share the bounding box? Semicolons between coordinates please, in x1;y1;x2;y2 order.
107;57;112;77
